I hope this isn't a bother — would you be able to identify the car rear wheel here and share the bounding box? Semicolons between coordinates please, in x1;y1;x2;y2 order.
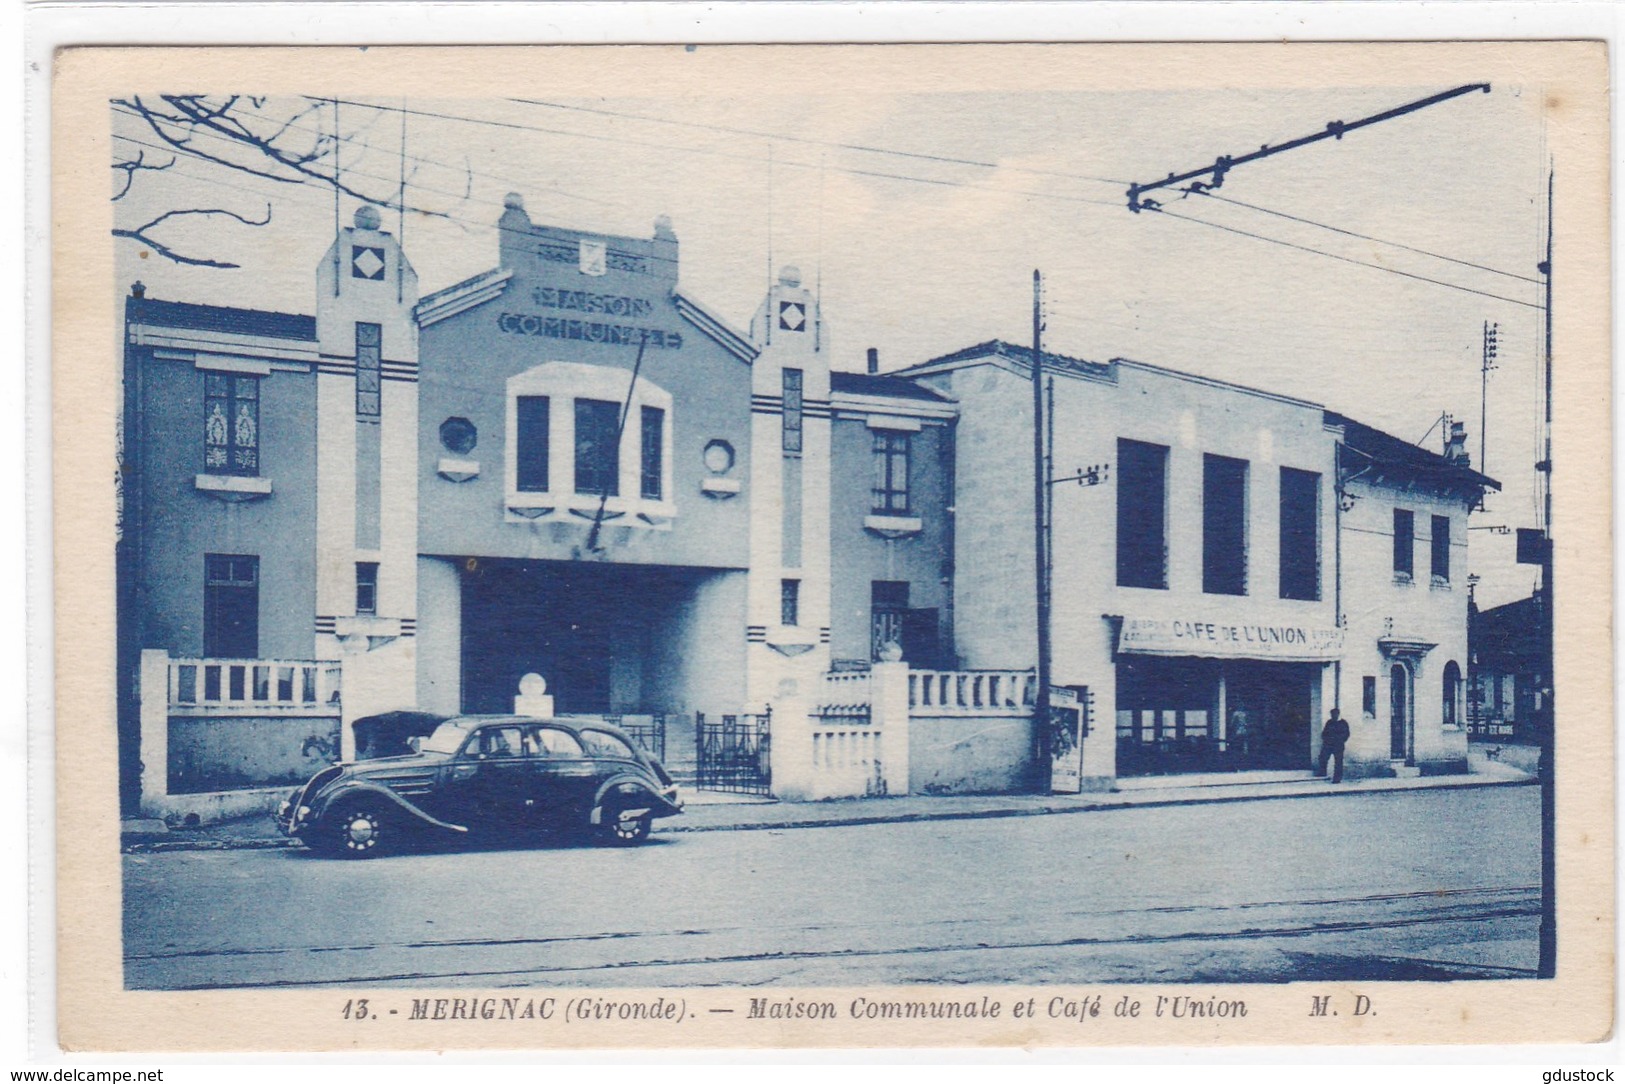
602;811;652;846
318;803;392;858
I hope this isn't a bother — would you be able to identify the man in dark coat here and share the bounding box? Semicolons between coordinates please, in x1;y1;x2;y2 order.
1318;707;1351;783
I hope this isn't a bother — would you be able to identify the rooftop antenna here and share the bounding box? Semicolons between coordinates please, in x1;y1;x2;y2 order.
814;152;825;352
332;96;342;297
765;142;774;346
397;97;407;304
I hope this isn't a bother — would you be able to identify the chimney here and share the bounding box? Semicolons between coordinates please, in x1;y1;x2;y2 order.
866;347;879;375
1445;421;1471;467
130;281;145;299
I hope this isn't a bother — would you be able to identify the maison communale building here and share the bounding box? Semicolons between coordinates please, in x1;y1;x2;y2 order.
117;196;1496;819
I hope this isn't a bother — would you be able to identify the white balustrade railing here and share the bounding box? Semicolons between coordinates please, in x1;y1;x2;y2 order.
168;657;342;716
908;669;1036;715
810;726;887;797
817;670;873;720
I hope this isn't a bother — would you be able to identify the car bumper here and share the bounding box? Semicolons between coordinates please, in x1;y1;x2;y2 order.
273;794;312;838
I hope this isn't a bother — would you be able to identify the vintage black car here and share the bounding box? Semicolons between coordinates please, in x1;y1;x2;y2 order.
276;715;683;857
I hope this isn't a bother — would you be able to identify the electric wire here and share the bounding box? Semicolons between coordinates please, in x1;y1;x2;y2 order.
508;96;1129;187
1148;205;1544;312
1191;189;1542;285
312;96;1127;211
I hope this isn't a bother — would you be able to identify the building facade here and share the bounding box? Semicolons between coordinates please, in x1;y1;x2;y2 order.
899;342;1495;783
117;198;1494;815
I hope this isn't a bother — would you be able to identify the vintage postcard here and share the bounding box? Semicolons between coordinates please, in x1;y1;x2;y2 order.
51;39;1612;1051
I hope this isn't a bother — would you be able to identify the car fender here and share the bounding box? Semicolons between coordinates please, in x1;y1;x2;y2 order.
314;780;469;834
590;773;677;825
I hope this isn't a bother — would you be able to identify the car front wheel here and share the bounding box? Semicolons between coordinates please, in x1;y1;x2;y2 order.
318;802;392;858
601;811;652;846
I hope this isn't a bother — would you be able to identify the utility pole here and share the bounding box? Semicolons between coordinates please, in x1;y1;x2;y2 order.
1480;320;1499;477
1031;270;1052;789
1537;166;1555;980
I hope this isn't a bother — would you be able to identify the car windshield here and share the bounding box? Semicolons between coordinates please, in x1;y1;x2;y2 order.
421;721;473;755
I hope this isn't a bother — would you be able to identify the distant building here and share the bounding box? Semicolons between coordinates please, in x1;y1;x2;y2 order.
117;197;1498;816
1469;593;1550;742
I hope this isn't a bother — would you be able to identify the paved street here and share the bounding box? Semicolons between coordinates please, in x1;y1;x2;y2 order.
124;786;1539;990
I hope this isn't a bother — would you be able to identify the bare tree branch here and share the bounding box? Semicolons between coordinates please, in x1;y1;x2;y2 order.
111;149;177;201
111;94;475;267
112;205;273;269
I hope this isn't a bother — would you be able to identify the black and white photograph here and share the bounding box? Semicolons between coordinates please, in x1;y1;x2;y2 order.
47;36;1612;1051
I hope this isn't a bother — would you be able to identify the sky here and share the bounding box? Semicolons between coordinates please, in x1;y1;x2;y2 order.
111;78;1551;608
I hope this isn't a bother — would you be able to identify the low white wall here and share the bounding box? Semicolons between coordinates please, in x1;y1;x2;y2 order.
908;714;1036;795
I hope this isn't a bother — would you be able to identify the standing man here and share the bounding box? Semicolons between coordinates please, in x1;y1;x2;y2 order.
1319;707;1351;783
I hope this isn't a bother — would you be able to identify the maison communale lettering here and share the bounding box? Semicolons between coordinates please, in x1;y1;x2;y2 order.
498;285;682;349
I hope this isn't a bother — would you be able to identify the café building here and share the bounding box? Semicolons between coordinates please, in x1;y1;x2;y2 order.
899;341;1495;782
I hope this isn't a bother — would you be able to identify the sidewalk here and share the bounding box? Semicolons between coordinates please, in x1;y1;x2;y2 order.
122;749;1533;852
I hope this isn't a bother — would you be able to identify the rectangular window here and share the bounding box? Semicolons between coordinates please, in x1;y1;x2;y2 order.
640;405;664;500
871;580;909;660
782;368;803;453
1393;509;1415;577
871;431;912;515
1431;515;1451;581
1279;467;1321;600
203;372;259;476
355;322;381;418
1116;439;1169;589
574;398;621;496
203;554;259;659
515;396;550;492
1363;676;1377;717
1202;454;1248;595
781;579;800;626
355;562;378;616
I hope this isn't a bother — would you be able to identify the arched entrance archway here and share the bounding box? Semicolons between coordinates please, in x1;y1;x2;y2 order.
1389;662;1411;762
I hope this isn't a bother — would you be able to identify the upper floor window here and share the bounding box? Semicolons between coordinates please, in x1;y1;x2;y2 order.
872;431;912;515
640;406;664;500
1431;515;1451;582
1393;509;1415;578
204;372;259;476
515;397;550;492
574;398;621;497
1202;454;1248;596
782;368;804;453
504;362;673;520
355;562;378;616
355;322;381;417
1279;467;1321;601
1116;439;1169;590
781;578;800;626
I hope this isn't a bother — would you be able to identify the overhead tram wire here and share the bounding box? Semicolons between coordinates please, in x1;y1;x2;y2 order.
508;96;1130;188
120;101;1131;229
113;118;618;239
114;100;610;210
1191;189;1542;285
1147;204;1545;311
311;96;1127;212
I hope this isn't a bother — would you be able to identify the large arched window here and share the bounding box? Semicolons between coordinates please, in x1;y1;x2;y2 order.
1442;661;1463;729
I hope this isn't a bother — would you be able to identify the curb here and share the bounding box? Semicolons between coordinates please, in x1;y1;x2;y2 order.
122;773;1534;853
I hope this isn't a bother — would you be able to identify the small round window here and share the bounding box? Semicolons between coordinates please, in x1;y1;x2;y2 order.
703;439;735;475
440;417;477;456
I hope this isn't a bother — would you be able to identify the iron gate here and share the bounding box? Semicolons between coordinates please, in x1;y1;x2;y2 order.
696;710;772;795
611;714;667;762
